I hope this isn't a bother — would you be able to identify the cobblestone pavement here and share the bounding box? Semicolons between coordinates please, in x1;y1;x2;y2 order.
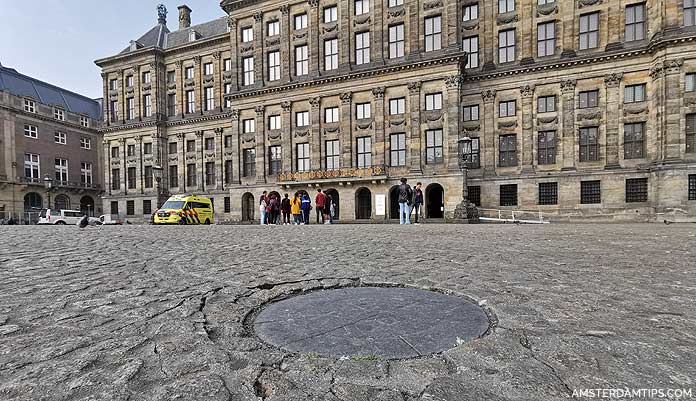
0;224;694;401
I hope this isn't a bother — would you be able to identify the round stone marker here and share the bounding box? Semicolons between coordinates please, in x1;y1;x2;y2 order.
252;286;491;359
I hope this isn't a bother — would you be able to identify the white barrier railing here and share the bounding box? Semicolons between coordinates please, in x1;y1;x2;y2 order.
477;208;550;224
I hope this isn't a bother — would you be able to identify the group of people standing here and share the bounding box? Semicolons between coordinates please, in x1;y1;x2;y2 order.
259;189;335;225
396;178;424;225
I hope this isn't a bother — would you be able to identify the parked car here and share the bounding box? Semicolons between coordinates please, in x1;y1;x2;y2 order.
37;209;84;225
99;215;127;225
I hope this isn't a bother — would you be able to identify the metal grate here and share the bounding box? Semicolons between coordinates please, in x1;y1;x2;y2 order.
499;184;518;206
580;180;601;204
538;182;558;205
143;200;152;215
468;186;481;206
689;175;696;201
126;200;135;216
224;197;231;213
625;178;648;203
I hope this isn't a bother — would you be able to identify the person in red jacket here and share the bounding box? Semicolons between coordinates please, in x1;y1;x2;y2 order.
315;189;326;224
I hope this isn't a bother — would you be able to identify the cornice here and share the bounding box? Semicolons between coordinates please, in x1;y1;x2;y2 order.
0;104;100;134
98;112;233;134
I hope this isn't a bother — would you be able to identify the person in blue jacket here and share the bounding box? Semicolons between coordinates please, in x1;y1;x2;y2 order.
300;192;312;225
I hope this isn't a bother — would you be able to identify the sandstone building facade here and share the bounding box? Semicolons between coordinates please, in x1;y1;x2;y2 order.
96;0;696;223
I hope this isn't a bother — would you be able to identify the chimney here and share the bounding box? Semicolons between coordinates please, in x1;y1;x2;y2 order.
178;5;192;30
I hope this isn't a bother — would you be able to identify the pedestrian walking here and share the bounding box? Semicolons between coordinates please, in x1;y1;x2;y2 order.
259;191;268;225
300;192;312;225
281;193;291;225
324;193;333;224
291;192;302;225
411;182;424;224
397;178;413;225
315;189;326;224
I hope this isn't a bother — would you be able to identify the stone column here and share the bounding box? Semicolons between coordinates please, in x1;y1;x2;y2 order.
373;87;386;168
177;133;186;191
604;73;623;168
119;138;127;193
103;140;111;195
519;1;533;63
481;90;497;175
560;1;576;58
176;60;185;118
339;92;353;168
309;1;320;74
228;17;240;91
606;1;622;50
310;97;322;169
230;110;241;184
445;0;459;49
280;6;292;81
195;130;204;191
215;128;224;189
520;84;535;172
119;69;127;124
446;76;463;173
407;82;422;173
134;66;142;121
255;106;267;183
253;12;265;86
664;58;685;161
194;56;203;115
408;2;421;58
560;79;577;170
372;0;385;64
213;52;223;112
134;135;143;194
281;101;293;172
101;73;109;125
339;1;351;68
482;1;495;68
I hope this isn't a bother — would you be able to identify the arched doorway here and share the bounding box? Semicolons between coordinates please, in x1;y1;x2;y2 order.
241;193;255;222
54;194;71;210
24;192;43;210
80;196;95;216
426;183;445;218
269;191;281;201
355;188;372;220
389;186;400;219
325;189;339;220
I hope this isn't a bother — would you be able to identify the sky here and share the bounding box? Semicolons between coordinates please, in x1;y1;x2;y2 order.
0;0;225;99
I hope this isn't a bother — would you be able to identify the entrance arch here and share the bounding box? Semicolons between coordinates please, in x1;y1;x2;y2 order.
24;192;43;210
426;183;445;218
54;194;71;210
389;186;400;219
355;188;372;220
80;196;95;216
241;192;255;222
325;188;339;220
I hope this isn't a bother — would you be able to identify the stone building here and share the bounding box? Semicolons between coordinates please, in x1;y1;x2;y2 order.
0;62;103;222
95;0;696;223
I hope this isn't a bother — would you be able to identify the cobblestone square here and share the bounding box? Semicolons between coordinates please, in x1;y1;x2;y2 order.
0;224;694;401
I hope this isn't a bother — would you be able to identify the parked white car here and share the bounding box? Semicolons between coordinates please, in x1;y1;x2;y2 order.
37;209;84;225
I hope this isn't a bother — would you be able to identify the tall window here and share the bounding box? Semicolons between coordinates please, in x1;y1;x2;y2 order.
324;6;338;23
499;184;518;207
204;63;213;75
81;162;93;185
325;107;339;123
143;200;152;215
686;0;696;26
111;169;120;190
243;148;256;177
241;27;253;43
243;119;255;133
185;67;194;79
325;39;339;71
499;135;517;167
579;127;599;162
143;94;152;117
167;71;176;83
186;140;196;153
205;162;215;185
296;45;309;76
186;163;197;186
24;153;40;179
389;98;406;115
581;180;601;204
126;98;135;119
109;79;118;91
355;0;369;15
579;12;599;50
624;122;645;159
269;146;282;174
625;84;646;103
537;21;556;57
579;90;599;108
425;93;443;111
183;90;195;114
326;140;340;170
224;160;233;184
498;0;515;13
243;57;255;85
268;115;281;130
538;182;558;205
464;105;480;121
205;137;215;151
686;73;696;92
389;24;405;58
425;16;442;52
463;36;479;69
538;131;556;165
110;100;118;122
224;84;232;108
127;144;136;157
357;137;372;167
499;100;516;117
167;94;176;116
267;21;280;36
126;75;134;87
498;29;516;63
464;3;479;21
111;146;120;158
626;178;648;203
204;87;214;111
224;59;232;72
143;142;152;154
625;3;645;42
127;167;136;189
296;111;310;127
356;102;371;119
687;114;696;154
169;142;177;154
144;165;153;188
295;13;308;30
538;95;556;113
268;51;281;81
355;32;370;65
426;129;444;164
296;143;310;172
390;133;406;166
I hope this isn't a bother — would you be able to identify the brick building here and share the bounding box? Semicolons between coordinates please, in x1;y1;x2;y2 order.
95;1;696;223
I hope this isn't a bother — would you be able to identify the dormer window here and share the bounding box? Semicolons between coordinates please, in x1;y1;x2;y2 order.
54;108;65;121
189;30;197;42
24;99;36;113
80;116;89;127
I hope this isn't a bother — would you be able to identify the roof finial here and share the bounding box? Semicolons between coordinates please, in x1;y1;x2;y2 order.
157;4;167;24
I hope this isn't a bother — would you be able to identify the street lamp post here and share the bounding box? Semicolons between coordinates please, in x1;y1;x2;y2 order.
43;176;53;209
453;137;479;222
152;165;165;209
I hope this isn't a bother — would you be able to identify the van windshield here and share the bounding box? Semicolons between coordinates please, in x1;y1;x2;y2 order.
161;201;185;210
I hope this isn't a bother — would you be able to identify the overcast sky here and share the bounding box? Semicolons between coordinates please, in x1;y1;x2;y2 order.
0;1;225;99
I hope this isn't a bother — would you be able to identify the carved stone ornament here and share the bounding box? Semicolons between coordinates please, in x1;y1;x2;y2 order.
577;110;602;121
389;118;406;127
372;87;386;98
184;78;195;88
308;0;319;8
623;105;648;116
167;83;177;90
387;7;405;19
537;116;558;125
281;101;292;112
462;20;479;31
253;12;263;22
340;92;353;104
520;84;535;97
354;15;371;26
230;109;240;121
227;17;237;29
356;121;374;130
310;97;321;108
497;12;518;25
462;120;480;131
241;133;255;143
266;37;281;46
324;125;340;134
193;56;202;66
186;154;197;161
240;44;254;53
294;129;310;138
650;62;665;80
423;0;443;10
560;80;577;94
280;5;289;15
425;111;443;122
268;130;282;140
498;120;518;129
168;155;178;162
537;2;558;16
176;133;185;140
481;89;497;103
255;105;265;116
407;82;422;94
445;75;463;89
604;73;623;88
578;0;603;8
205;152;216;159
214;127;224;136
195;130;204;138
322;23;339;34
665;58;684;74
293;31;308;40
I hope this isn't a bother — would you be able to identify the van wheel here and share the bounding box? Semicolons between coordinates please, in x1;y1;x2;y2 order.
55;221;66;225
204;219;211;225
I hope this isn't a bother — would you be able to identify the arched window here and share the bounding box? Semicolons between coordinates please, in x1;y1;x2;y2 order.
24;192;43;210
54;194;71;211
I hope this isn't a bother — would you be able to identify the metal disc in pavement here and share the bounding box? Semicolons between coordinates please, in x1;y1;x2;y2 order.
252;286;491;359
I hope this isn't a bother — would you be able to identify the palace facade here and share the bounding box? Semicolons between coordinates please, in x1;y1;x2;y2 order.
95;0;696;223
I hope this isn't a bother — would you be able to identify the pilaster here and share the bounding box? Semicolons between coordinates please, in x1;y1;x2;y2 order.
255;106;267;183
231;110;241;184
373;87;386;168
481;90;497;175
520;84;535;172
561;79;577;170
446;76;463;173
664;58;684;160
253;12;265;86
215;128;224;190
310;97;322;169
309;1;320;75
281;102;293;172
340;92;353;168
604;73;623;167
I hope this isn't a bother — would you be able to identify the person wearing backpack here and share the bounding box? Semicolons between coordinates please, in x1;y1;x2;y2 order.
397;177;413;225
300;192;312;225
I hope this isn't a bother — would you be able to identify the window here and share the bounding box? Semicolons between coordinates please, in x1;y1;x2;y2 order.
80;116;89;127
269;115;281;130
80;137;91;149
498;29;516;63
53;108;65;121
425;16;442;52
426;129;444;164
356;102;371;119
143;94;152;117
625;178;648;203
167;94;176;116
296;111;310;127
581;180;601;204
687;73;696;92
325;39;339;70
80;162;93;185
267;21;280;36
499;100;516;117
579;90;599;108
625;3;645;42
126;75;134;87
111;169;120;190
464;4;478;21
204;87;214;111
389;24;405;58
538;131;556;165
55;131;67;145
24;125;38;139
24;99;36;113
390;133;406;166
689;175;696;200
186;90;195;113
499;0;515;13
110;201;119;215
686;0;696;26
185;66;194;79
538;182;558;205
462;137;480;168
143;142;152;154
224;59;232;72
537;21;556;57
296;143;310;171
687;114;696;153
579;12;599;50
463;105;479;121
268;51;281;81
389;98;406;115
127;144;136;157
355;0;369;15
142;71;151;84
538;0;556;4
144;166;153;188
224;84;232;108
355;32;370;65
167;71;176;83
296;45;309;76
24;153;40;179
537;95;556;113
243;119;255;133
579;127;599;162
169;165;178;188
463;36;479;68
224;197;231;213
186;163;197;186
499;135;518;167
425;93;443;111
325;107;339;123
624;122;645;159
109;79;118;90
126;201;135;216
241;27;253;43
224;135;233;148
186;140;196;153
269;146;282;174
324;6;338;23
127;167;136;189
357;137;372;167
111;146;120;158
143;200;152;215
243;148;256;177
389;0;403;7
499;184;518;207
468;186;481;206
243;57;255;85
169;142;178;154
205;162;215;185
625;84;646;103
127;97;135;119
224;160;233;184
326;140;340;170
110;100;118;122
205;137;215;151
295;13;308;30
